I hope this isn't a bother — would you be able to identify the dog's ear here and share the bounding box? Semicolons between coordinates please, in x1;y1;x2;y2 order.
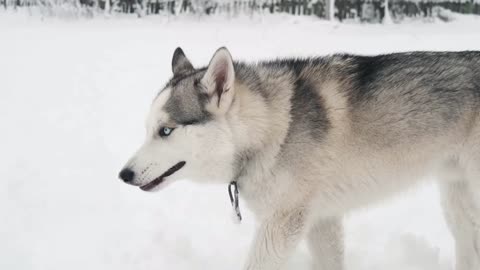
172;47;194;75
201;47;235;114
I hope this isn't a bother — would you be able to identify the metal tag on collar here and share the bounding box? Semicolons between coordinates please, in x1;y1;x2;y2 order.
228;181;242;224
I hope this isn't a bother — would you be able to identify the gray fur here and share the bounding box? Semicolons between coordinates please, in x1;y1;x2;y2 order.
287;76;331;142
164;69;212;125
121;49;480;270
172;47;194;75
342;52;480;146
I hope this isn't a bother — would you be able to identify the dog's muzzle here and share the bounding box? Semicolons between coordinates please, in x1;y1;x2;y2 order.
139;161;186;191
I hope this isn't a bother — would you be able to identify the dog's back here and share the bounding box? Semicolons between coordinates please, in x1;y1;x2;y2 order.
344;52;480;144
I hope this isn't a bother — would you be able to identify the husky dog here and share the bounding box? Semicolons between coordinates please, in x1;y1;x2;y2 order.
119;47;480;270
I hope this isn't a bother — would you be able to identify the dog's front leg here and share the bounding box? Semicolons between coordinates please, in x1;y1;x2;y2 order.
244;208;306;270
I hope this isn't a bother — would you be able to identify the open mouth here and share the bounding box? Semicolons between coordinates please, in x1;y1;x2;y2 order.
140;161;186;191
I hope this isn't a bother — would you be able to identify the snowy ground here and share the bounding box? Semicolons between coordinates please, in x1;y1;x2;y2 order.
2;11;480;270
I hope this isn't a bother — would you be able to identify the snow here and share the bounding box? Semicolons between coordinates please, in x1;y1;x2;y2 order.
2;11;480;270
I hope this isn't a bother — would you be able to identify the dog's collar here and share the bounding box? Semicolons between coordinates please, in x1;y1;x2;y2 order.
228;181;242;223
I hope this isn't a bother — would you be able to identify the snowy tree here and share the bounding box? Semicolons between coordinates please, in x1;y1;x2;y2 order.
326;0;334;20
383;0;392;23
104;0;110;15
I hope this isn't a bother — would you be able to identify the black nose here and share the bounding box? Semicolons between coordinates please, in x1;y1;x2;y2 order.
119;168;135;183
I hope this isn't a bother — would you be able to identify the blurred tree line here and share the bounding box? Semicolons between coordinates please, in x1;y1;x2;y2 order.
2;0;479;21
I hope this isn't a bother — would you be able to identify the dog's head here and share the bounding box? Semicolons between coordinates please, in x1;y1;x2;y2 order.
119;47;238;191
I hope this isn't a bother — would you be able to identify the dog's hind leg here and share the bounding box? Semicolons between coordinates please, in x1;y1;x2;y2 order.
439;163;480;270
306;217;344;270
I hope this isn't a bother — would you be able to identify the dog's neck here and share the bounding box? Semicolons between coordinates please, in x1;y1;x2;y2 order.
226;75;293;217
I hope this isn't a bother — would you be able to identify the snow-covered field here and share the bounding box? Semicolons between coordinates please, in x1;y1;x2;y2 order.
2;11;480;270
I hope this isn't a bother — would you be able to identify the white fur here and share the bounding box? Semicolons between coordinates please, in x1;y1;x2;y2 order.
121;49;480;270
201;47;236;115
125;86;236;190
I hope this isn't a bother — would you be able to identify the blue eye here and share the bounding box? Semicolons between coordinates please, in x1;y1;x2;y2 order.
159;127;174;137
